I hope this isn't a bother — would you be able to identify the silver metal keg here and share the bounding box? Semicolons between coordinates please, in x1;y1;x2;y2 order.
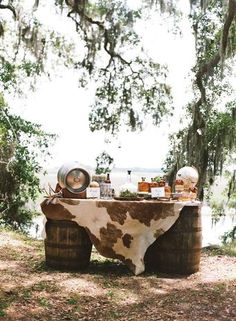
57;162;90;193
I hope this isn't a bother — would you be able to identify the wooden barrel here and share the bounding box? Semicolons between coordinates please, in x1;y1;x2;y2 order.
144;205;202;274
44;219;92;270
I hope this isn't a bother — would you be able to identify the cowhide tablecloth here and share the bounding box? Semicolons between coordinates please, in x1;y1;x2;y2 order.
41;198;198;275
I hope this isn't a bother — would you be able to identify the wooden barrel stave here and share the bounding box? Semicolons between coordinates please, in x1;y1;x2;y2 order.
144;205;202;274
44;219;92;270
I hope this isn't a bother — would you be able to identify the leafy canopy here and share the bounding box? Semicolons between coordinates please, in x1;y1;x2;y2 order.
55;0;173;134
0;95;56;229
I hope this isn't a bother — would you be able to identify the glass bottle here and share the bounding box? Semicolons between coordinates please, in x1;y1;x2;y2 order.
119;170;137;194
149;177;158;189
101;173;112;199
127;170;131;182
189;186;198;200
175;179;184;193
105;173;112;199
138;177;150;192
164;181;172;198
158;178;165;188
105;173;111;184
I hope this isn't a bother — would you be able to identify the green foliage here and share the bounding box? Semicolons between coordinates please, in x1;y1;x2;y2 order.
1;0;235;206
58;0;173;133
210;200;226;224
0;61;17;89
164;105;236;195
95;151;114;174
0;4;78;96
0;97;56;230
89;59;171;133
0;60;43;91
2;0;173;134
191;2;224;65
207;105;236;175
221;226;236;244
0;3;72;230
163;2;236;199
119;190;138;198
20;62;41;77
202;241;236;257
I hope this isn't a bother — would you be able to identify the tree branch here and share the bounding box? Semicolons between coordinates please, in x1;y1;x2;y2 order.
67;4;131;68
103;29;131;65
220;0;236;60
0;4;16;18
195;0;236;102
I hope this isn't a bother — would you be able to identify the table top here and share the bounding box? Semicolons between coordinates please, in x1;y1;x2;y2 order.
41;197;201;275
43;197;201;206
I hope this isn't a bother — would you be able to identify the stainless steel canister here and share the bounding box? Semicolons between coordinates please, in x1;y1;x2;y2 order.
57;162;90;193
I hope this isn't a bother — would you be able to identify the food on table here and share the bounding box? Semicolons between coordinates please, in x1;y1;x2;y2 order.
119;189;138;198
89;181;100;188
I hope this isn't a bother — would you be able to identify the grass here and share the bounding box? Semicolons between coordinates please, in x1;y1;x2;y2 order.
67;297;78;305
221;239;236;256
107;309;121;319
32;280;60;292
0;302;7;317
0;289;18;318
38;297;51;307
202;239;236;257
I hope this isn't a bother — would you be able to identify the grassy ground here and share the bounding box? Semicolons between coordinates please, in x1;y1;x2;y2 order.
0;229;235;321
203;240;236;257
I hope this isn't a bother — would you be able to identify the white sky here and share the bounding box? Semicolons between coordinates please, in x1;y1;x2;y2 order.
8;1;195;170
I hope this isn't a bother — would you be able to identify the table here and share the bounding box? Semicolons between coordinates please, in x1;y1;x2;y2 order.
41;198;201;275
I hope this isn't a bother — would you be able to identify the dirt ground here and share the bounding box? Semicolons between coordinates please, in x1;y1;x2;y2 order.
0;230;235;321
